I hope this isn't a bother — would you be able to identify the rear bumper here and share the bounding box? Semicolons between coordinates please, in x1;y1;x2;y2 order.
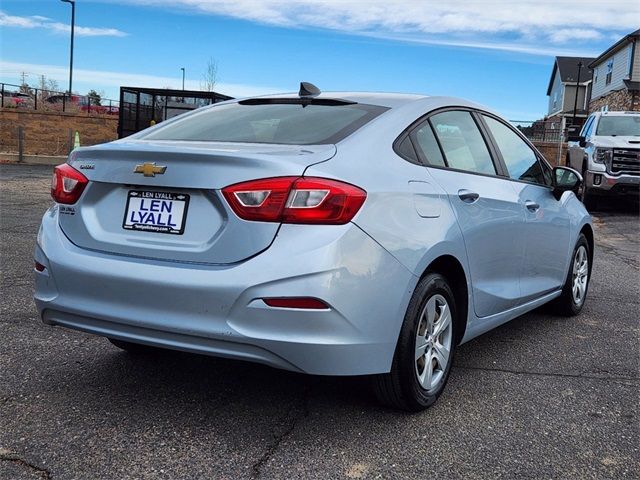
34;206;416;375
585;170;640;195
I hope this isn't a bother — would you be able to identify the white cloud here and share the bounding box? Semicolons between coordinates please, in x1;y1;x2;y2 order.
549;28;603;44
113;0;638;55
0;11;128;37
0;60;285;99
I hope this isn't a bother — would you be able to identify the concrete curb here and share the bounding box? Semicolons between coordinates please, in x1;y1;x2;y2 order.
0;153;66;166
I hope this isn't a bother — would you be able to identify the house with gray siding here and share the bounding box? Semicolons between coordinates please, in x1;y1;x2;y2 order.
546;56;595;131
589;29;640;112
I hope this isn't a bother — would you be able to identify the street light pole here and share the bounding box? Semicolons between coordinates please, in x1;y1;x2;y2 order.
571;61;583;128
61;0;75;94
181;68;185;90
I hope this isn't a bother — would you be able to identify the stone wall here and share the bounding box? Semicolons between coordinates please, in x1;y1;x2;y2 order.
589;89;640;112
0;109;118;156
532;141;567;167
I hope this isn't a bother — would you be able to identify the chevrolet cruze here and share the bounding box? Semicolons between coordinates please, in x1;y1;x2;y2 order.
35;84;593;411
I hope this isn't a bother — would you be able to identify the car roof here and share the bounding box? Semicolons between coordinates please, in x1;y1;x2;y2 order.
594;111;640;116
243;91;428;109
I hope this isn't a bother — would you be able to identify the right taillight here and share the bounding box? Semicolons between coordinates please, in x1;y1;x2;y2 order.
51;163;88;204
222;176;366;225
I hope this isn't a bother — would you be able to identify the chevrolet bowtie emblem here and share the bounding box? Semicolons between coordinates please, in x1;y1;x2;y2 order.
134;162;167;177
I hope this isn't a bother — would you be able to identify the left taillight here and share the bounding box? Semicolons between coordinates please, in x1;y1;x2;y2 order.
51;163;88;204
222;176;366;225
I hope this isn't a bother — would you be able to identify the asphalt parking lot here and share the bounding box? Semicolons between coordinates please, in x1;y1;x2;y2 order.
1;163;638;479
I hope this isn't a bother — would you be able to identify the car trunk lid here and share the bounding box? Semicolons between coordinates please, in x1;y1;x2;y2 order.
60;140;336;265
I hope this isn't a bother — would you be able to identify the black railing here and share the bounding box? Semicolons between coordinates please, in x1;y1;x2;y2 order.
0;82;119;115
510;121;564;143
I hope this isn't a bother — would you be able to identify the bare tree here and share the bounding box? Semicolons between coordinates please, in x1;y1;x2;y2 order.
38;75;60;102
200;58;218;92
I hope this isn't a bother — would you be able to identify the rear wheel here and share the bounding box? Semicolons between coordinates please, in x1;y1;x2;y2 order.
373;273;456;411
551;234;590;316
108;338;163;355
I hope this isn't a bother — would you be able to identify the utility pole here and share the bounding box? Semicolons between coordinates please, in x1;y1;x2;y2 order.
61;0;75;94
181;68;185;90
571;61;583;128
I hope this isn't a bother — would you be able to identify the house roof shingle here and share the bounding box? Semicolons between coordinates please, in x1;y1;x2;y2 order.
546;56;596;96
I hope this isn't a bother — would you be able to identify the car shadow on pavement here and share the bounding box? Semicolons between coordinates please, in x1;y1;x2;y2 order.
39;308;559;416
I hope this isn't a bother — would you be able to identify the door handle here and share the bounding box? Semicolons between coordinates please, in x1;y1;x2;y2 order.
525;200;540;212
458;189;479;203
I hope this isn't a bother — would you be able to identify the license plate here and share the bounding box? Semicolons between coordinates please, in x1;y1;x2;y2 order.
123;190;189;235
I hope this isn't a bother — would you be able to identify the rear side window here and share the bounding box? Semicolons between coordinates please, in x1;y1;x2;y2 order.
396;136;419;163
140;102;388;145
483;116;548;186
413;123;446;167
429;111;496;175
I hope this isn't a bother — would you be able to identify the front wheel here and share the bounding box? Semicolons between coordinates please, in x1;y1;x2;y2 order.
580;185;598;211
372;273;456;411
551;234;591;316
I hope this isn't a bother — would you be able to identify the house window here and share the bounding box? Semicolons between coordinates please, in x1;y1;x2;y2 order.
594;67;598;84
553;91;558;109
606;58;614;85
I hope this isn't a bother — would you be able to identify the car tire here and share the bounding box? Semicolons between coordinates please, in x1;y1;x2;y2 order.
372;273;457;411
581;186;598;211
108;338;162;355
551;234;591;317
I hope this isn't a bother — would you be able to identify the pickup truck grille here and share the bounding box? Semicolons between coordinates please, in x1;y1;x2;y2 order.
609;149;640;175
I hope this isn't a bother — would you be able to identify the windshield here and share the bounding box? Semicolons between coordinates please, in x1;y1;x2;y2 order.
595;115;640;136
140;101;388;145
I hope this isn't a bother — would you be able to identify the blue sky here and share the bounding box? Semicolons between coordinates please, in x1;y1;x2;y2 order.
1;0;637;120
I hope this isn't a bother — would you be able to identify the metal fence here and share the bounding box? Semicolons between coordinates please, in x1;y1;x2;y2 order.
509;120;564;143
0;82;119;115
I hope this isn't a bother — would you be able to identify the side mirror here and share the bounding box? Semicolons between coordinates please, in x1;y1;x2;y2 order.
567;134;585;146
552;166;582;200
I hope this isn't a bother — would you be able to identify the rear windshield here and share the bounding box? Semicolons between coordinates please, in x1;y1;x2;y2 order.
140;101;388;145
595;115;640;136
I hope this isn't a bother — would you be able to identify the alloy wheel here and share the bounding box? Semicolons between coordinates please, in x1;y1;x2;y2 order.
415;294;453;392
572;245;589;306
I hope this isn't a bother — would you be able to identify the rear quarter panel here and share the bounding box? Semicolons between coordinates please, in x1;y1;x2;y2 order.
303;98;477;338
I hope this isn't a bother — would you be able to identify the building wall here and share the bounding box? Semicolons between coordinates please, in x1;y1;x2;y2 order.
532;140;566;167
562;84;589;114
548;69;564;115
589;89;640;112
0;109;117;156
591;43;633;99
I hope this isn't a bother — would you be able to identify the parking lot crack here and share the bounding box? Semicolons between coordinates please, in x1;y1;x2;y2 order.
0;449;51;479
251;386;310;479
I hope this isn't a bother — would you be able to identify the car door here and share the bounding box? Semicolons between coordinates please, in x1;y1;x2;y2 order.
411;110;526;318
480;114;571;303
568;115;594;170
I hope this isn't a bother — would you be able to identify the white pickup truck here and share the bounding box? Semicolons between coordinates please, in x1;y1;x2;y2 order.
567;111;640;209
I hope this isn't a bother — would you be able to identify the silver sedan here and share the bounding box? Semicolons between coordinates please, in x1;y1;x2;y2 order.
35;83;592;410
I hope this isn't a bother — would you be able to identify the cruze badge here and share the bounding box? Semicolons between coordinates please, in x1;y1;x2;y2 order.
134;162;167;177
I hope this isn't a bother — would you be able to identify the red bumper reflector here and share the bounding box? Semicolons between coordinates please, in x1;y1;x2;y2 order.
34;261;46;272
263;297;329;309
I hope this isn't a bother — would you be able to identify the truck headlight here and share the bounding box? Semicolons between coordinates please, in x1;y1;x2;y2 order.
594;148;612;164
